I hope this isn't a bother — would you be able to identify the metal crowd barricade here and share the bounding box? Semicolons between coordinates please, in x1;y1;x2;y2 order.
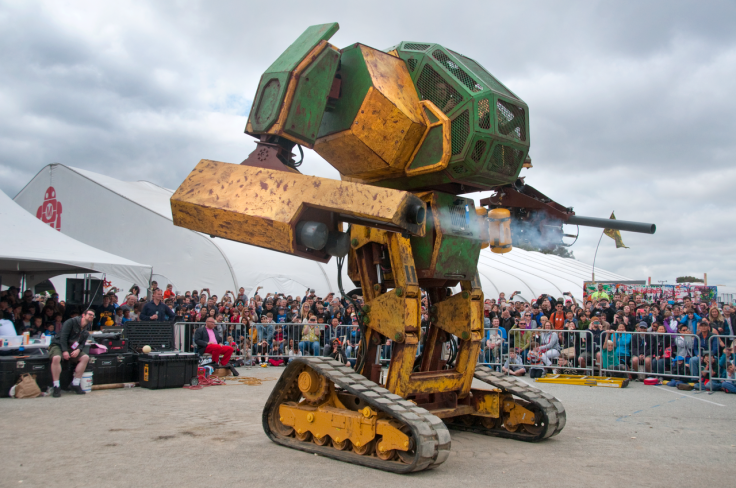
478;326;505;371
705;334;735;392
596;330;703;382
477;328;595;377
509;329;595;376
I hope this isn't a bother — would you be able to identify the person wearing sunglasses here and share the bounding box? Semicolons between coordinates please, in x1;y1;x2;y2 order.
299;315;321;356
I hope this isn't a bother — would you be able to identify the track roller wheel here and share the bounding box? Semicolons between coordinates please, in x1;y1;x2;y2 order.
502;415;520;432
480;416;499;429
522;422;545;436
352;440;375;456
332;438;351;451
274;402;296;437
295;430;312;442
313;435;330;446
516;400;545;436
396;426;415;464
459;415;477;427
375;437;396;461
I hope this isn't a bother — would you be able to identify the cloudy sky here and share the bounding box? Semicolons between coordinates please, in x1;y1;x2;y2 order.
1;0;734;286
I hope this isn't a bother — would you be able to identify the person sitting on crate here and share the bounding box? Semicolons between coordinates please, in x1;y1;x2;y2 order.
48;309;94;397
193;317;239;376
140;288;176;322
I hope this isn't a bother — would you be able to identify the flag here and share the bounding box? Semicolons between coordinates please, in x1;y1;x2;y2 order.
603;212;629;248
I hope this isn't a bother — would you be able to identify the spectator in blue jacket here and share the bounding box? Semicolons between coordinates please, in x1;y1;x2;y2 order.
140;288;175;321
679;309;702;334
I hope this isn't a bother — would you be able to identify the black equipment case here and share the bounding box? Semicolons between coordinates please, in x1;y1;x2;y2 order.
0;355;52;397
87;353;137;385
138;352;198;389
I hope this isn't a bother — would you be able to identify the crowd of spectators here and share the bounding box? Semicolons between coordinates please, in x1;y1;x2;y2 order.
481;284;736;393
2;281;734;392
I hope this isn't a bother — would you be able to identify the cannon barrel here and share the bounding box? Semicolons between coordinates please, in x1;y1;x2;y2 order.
567;215;656;234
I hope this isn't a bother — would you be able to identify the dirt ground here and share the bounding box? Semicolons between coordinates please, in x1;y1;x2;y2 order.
2;366;735;488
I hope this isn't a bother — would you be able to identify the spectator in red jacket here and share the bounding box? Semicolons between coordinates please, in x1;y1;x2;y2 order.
163;284;175;300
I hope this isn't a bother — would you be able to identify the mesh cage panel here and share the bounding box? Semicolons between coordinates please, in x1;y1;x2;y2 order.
403;43;431;51
450;205;468;228
470;140;487;162
478;98;491;129
497;99;527;141
407;58;417;72
432;50;483;93
448;50;517;99
451;110;470;155
488;144;523;176
417;64;464;114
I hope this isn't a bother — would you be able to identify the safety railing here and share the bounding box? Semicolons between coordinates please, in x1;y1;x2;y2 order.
478;328;596;377
174;322;360;366
174;321;736;390
701;334;736;392
596;330;736;391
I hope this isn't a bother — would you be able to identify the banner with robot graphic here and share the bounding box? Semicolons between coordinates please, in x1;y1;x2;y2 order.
584;282;718;303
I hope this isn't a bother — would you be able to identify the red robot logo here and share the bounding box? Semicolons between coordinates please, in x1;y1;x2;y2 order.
37;186;62;231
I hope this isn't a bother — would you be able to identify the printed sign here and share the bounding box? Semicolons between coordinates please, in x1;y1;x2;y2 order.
583;282;718;303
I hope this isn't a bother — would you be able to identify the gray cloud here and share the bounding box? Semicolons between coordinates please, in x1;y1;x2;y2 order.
1;0;734;286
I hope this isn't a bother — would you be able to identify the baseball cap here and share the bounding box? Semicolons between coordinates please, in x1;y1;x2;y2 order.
638;322;648;329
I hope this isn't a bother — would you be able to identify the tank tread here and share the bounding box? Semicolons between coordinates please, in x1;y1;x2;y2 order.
262;357;451;473
446;365;566;441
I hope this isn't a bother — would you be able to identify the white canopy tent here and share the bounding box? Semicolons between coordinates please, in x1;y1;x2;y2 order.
0;189;152;289
13;164;629;302
13;164;348;299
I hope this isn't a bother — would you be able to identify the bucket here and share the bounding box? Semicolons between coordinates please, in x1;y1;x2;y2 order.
81;372;93;392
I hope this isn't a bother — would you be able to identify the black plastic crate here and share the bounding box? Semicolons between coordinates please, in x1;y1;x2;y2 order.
88;353;137;385
0;356;52;397
138;353;197;389
124;321;175;353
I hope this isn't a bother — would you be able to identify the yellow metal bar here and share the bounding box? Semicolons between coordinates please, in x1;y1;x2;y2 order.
535;374;629;388
171;160;425;262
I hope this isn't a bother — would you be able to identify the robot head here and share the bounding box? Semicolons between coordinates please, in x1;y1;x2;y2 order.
44;187;56;201
391;43;530;193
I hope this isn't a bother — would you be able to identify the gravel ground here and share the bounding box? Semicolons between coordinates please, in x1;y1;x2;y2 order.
1;366;735;488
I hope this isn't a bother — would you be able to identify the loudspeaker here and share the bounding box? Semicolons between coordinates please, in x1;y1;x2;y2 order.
65;278;104;306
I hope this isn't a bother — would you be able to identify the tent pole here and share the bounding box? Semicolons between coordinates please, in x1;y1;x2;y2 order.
591;229;605;283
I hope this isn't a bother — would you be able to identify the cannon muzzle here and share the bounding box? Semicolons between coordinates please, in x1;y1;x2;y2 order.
567;215;656;234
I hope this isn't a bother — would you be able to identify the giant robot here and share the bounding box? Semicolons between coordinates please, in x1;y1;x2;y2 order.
171;23;655;473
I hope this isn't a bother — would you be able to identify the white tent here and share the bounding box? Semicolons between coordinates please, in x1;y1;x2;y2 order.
478;247;630;302
13;164;348;299
0;189;152;288
13;164;629;302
